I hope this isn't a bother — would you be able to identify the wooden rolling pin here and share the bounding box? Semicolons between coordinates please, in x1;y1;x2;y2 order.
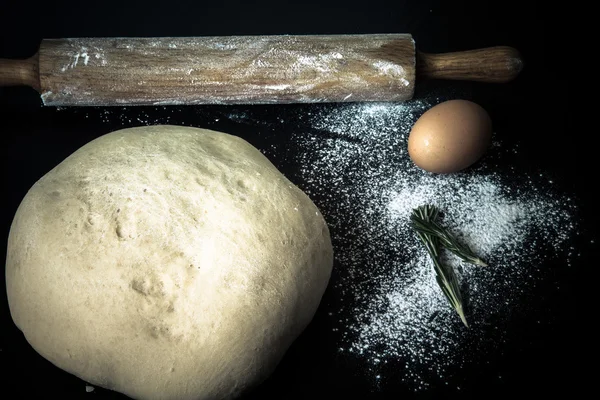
0;34;522;106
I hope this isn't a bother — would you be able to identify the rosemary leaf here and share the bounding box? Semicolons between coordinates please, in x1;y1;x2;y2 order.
411;205;469;327
412;208;487;267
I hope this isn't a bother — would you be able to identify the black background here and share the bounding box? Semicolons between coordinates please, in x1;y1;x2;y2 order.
1;1;592;399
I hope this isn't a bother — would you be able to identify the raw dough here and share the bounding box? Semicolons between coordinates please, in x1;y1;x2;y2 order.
6;125;333;399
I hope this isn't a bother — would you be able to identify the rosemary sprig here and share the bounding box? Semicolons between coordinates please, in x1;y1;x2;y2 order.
411;208;487;267
411;205;468;327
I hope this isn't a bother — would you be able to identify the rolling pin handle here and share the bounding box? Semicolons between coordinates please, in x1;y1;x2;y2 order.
417;46;523;83
0;52;41;92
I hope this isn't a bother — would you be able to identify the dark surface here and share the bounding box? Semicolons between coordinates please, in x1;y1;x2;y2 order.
1;1;592;399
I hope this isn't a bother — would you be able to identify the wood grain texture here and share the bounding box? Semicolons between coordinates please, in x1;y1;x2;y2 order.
417;46;523;83
38;35;416;106
0;54;40;91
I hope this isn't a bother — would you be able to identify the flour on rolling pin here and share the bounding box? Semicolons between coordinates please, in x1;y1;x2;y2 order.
37;35;415;106
59;47;106;71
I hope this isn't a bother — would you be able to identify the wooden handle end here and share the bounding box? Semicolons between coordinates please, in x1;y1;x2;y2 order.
417;46;523;83
0;52;41;92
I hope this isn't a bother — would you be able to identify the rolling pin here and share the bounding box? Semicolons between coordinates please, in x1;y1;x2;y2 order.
0;34;522;106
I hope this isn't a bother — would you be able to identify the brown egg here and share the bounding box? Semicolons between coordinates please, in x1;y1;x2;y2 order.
408;99;492;174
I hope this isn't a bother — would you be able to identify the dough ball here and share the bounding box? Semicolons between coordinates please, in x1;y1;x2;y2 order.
6;125;333;400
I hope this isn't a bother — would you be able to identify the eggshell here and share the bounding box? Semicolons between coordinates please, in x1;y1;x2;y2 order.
408;100;492;174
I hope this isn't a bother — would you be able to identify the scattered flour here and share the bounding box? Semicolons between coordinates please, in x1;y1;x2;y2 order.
290;99;578;390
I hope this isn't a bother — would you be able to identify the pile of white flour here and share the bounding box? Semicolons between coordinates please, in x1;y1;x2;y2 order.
289;99;578;389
